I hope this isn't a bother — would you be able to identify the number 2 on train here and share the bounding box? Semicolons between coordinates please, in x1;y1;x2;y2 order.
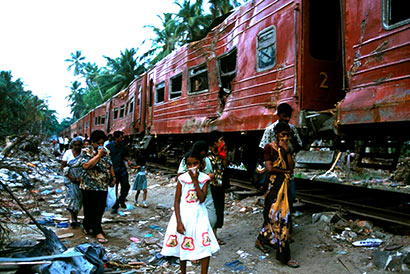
320;72;328;88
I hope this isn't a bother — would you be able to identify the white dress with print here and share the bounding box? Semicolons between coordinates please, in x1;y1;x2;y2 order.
161;172;220;260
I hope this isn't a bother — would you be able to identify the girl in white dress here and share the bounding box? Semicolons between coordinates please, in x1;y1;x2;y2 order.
161;150;219;274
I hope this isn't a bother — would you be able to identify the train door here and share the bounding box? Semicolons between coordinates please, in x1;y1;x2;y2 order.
301;0;345;110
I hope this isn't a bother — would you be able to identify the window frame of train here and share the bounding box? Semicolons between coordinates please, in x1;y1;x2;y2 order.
119;104;125;118
169;73;183;100
218;48;237;90
188;63;209;94
113;107;119;120
256;25;277;72
155;81;165;104
383;0;410;30
129;95;135;114
100;115;105;125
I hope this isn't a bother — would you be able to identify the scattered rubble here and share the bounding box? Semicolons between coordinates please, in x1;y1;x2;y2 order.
1;139;409;273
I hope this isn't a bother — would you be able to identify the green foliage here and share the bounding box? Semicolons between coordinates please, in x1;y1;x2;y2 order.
0;71;59;139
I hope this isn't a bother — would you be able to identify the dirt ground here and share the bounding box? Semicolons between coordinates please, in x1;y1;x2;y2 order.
3;167;410;273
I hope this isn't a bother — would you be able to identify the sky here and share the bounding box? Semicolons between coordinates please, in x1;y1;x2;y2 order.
0;0;180;121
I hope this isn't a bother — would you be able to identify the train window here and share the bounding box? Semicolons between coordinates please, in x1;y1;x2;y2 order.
129;96;134;114
94;117;98;125
97;116;101;125
170;74;182;99
383;0;410;29
113;108;118;120
257;26;276;71
138;85;142;107
188;64;208;94
125;102;129;116
101;116;105;125
309;0;340;60
84;122;88;129
119;105;125;118
218;48;237;90
155;82;165;103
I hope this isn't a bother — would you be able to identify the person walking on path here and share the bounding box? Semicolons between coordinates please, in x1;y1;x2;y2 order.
106;131;132;214
60;136;83;228
130;150;148;208
74;130;116;244
161;150;219;274
255;121;299;268
208;131;228;246
259;103;303;231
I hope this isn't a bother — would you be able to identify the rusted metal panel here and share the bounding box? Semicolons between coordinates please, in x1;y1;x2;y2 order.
337;0;410;127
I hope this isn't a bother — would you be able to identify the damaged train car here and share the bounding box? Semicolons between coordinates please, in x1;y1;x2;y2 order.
64;0;410;175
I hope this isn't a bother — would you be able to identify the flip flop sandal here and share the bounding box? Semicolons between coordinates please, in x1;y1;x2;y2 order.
287;259;299;268
97;237;108;244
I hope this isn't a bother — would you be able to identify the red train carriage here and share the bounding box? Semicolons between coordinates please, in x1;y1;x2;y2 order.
142;0;347;166
105;79;139;136
63;0;409;172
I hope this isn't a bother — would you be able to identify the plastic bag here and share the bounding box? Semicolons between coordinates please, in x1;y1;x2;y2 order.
105;186;116;211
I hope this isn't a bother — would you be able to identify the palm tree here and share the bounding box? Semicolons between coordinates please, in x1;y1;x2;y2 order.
66;81;87;120
82;62;104;101
0;71;59;138
208;0;243;19
95;48;145;100
65;51;86;76
175;0;212;42
142;12;181;66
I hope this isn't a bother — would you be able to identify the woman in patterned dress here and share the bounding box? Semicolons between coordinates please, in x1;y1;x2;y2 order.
75;130;116;244
255;121;299;268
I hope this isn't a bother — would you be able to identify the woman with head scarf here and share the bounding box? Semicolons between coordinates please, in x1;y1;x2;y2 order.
255;121;299;268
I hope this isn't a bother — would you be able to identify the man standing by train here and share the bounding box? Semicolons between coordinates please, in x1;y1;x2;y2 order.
106;131;132;214
259;103;303;232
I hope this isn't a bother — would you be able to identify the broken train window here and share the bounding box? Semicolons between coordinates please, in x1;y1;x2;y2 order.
256;26;276;71
170;74;182;99
218;48;237;91
188;63;208;94
383;0;410;29
155;81;165;104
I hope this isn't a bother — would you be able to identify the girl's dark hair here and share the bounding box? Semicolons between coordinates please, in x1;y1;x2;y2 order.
184;149;202;161
90;130;107;143
208;130;223;145
274;120;291;135
191;140;209;155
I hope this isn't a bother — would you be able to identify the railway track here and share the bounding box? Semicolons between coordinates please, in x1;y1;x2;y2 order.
145;162;410;227
295;178;410;227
